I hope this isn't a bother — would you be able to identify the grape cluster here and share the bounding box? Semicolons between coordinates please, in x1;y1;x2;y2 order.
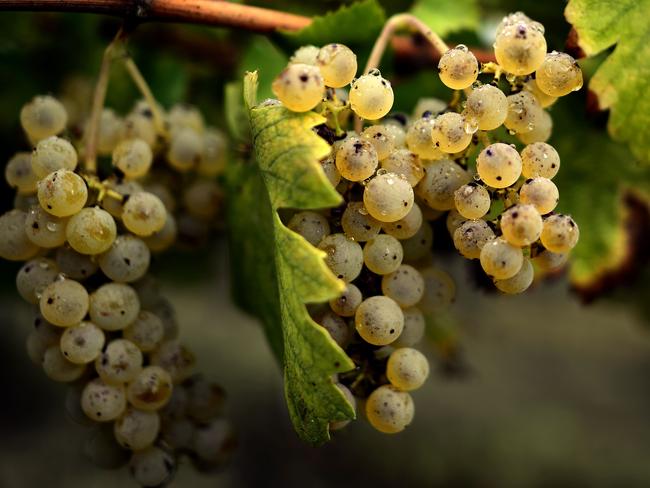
2;93;233;485
273;11;581;434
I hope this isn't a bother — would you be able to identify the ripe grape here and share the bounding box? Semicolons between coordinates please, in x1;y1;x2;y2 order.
272;63;324;112
114;407;160;451
112;138;153;179
382;122;407;148
524;79;557;108
361;125;395;160
122;192;167;237
519;177;559;214
290;45;320;66
127;366;174;411
318;233;363;282
143;213;177;253
150;340;195;383
480;237;524;279
101;180;143;218
517;109;552;144
43;345;85;382
97;108;125;155
355;296;404;346
464;84;508;131
386;347;429;391
124;112;157;148
185;376;226;422
16;257;59;304
533;248;568;271
405;116;444;160
316;43;357;88
540;214;579;253
504;91;542;134
494;20;547;75
66;207;117;255
89;282;140;331
418;267;456;313
393;307;425;347
190;419;235;469
40;278;89;327
329;283;362;317
60;321;105;364
123;311;165;352
167;127;203;172
446;209;467;236
31;136;78;178
416;159;471;210
349;71;394;120
340;202;380;242
98;234;150;283
198;128;228;177
55;246;98;280
5;152;38;194
363;234;403;275
335;136;379;181
26;315;61;365
438;45;479;90
96;339;143;384
454;183;491;219
453;219;496;259
81;378;127;422
382;202;423;240
381;148;425;186
365;385;414;434
400;221;433;262
167;103;204;134
494;258;534;294
0;209;40;261
129;447;176;487
320;157;341;187
431;112;472;153
363;172;414;222
20;95;68;142
288;211;331;246
37;169;88;217
381;264;425;307
24;205;68;248
476;143;522;188
500;204;543;246
521;142;560;179
317;310;353;348
535;52;583;97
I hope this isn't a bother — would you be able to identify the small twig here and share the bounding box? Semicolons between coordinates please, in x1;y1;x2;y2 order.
123;57;169;139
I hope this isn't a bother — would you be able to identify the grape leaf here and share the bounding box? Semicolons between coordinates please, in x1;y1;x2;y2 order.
226;72;355;444
410;0;480;36
565;0;650;163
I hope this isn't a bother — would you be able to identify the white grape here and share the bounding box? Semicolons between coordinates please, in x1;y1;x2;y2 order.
112;138;153;179
150;340;196;383
419;267;456;313
521;142;560;179
382;202;423;240
40;278;89;327
382;264;425;307
393;307;425;347
122;192;167;237
355;295;404;346
97;108;126;155
453;219;495;259
272;63;325;112
438;45;479;90
535;51;583;97
416;159;471;210
341;202;381;242
5;152;38;194
66;207;117;255
464;84;508;131
365;385;414;434
290;45;320;66
317;310;353;348
381;148;425;186
330;384;356;431
16;257;59;304
363;234;403;275
95;339;143;384
43;345;85;382
129;447;176;487
431;112;472;153
480;237;524;279
316;43;357;88
494;257;534;294
82;378;127;422
335;136;379;182
494;20;547;75
517;109;552;144
55;246;98;280
89;282;140;331
519;177;559;214
361;125;395;160
114;407;160;451
127;366;174;411
0;209;40;261
454;183;491;219
20;95;68;142
198;128;228;177
98;234;150;282
37;169;88;217
386;347;429;391
24;205;68;248
363;172;414;222
500;204;543;246
123;311;165;352
476;143;522;188
329;283;362;318
27;315;61;365
60;321;105;364
349;71;394;120
504;91;542;134
540;214;579;253
318;233;363;282
405;116;444;160
31;136;78;178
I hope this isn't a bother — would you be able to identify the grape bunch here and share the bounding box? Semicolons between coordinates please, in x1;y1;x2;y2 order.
1;92;233;485
271;11;581;434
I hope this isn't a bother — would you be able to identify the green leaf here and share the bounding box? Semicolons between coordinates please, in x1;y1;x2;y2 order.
224;81;248;141
565;0;650;163
410;0;480;36
226;72;355;444
237;36;289;102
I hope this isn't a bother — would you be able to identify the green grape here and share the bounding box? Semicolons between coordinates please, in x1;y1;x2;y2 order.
127;366;174;411
453;219;496;259
272;63;325;112
446;209;467;236
418;266;456;313
66;207;117;255
500;204;543;247
341;202;381;242
480;237;523;279
330;384;356;431
317;310;353;348
26;315;61;365
20;95;68;142
329;282;362;317
0;209;40;261
185;376;226;422
112;138;153;179
114;407;160;450
318;233;363;282
320;157;341;187
167;127;204;172
504;91;542;134
355;296;404;346
386;347;430;391
122;192;167;237
198;128;228;177
142;213;177;253
363;172;414;223
463;84;508;131
349;71;394;120
431;112;472;153
454;183;491;219
37;169;88;217
393;307;425;347
361;125;395;160
290;45;320;65
405;116;444;160
130;447;176;487
16;257;59;304
494;257;534;294
43;345;86;382
25;205;68;248
82;378;127;422
532;248;568;271
95;339;143;384
124;112;157;148
517;109;552;144
476;143;522;188
381;149;425;186
335;136;379;182
365;385;414;434
31;136;78;178
5;152;38;194
494;19;547;76
383;122;407;148
183;180;223;221
101;180;143;219
98;234;150;283
519;177;559;214
524;79;557;108
521;142;560;179
416;159;471;210
438;45;479;90
535;51;583;97
144;181;176;212
150;340;195;383
363;234;403;275
123;311;165;353
401;221;433;262
97;108;125;156
60;321;105;364
540;214;579;253
167;103;205;134
382;202;423;240
40;278;89;327
89;282;140;331
316;43;357;88
381;264;425;307
55;246;98;280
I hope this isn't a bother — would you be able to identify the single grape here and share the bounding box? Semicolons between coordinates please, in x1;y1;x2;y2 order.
386;347;430;391
494;257;534;294
411;97;447;119
290;45;320;65
127;366;174;411
416;159;471;210
517;109;552;144
272;63;325;112
122;192;167;237
540;214;579;253
393;307;425;347
363;234;404;275
97;108;126;156
317;233;363;282
130;447;176;487
60;321;105;364
381;149;425;186
330;384;356;431
149;297;179;340
463;84;508;131
40;278;89;327
27;315;61;365
446;209;467;236
66;207;117;255
365;385;414;434
184;181;223;221
167;127;203;172
453;219;496;259
438;45;479;90
535;51;583;97
112;138;153;179
317;310;353;348
480;237;524;279
316;43;357;88
454;183;491;219
521;142;560;179
89;282;140;331
0;209;40;261
382;122;407;148
363;172;414;222
20;95;67;142
341;202;381;242
101;180;143;219
504;91;542;134
382;202;423;240
289;211;331;246
95;339;143;384
37;169;88;217
400;221;433;262
24;205;68;248
43;345;86;382
349;71;394;120
519;177;559;214
361;125;395;160
190;419;235;469
335;136;379;182
198;128;228;177
320;157;341;187
355;296;404;346
532;248;568;271
124;112;157;148
476;143;522;188
496;12;533;36
82;378;127;422
16;257;59;304
123;311;165;353
167;103;205;134
431;112;472;153
185;376;226;422
98;234;150;283
55;246;98;280
114;407;160;451
524;79;557;108
405;116;444;160
31;136;78;178
494;20;547;75
5;152;39;194
150;340;195;384
381;264;425;308
500;204;543;246
142;213;177;253
329;282;362;317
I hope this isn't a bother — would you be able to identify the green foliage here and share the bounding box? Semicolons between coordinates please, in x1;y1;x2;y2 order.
237;36;288;101
410;0;480;36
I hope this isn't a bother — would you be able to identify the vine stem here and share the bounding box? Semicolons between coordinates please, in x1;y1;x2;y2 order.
123;57;169;139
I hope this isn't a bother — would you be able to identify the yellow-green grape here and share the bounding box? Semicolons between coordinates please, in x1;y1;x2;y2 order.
494;257;534;294
504;91;542;135
272;63;325;112
453;219;496;259
55;246;98;280
0;209;40;260
464;84;508;131
43;345;85;382
316;43;357;88
480;237;524;279
521;142;560;179
20;95;67;142
290;45;320;65
124;112;157;148
418;267;456;313
98;234;150;283
31;136;78;178
183;180;223;221
25;206;68;248
320;157;341;187
401;221;433;262
66;207;117;255
185;377;226;422
519;177;559;214
540;214;579;253
535;51;583;97
382;264;425;307
496;12;533;35
500;204;543;247
101;180;143;219
150;340;195;383
363;172;414;222
431;112;472;153
167;127;203;172
122;192;167;237
96;339;143;384
123;311;165;353
198;128;228;177
416;159;471;210
130;447;176;488
494;19;547;76
82;378;127;422
39;278;89;327
317;310;353;348
127;366;174;411
438;45;479;90
382;203;423;240
365;385;414;434
454;183;491;219
412;98;446;119
363;234;403;275
381;149;425;186
406;117;444;160
167;103;204;134
89;282;140;331
329;283;362;318
37;169;88;217
349;71;394;120
16;257;59;304
318;233;363;282
27;315;61;365
97;108;125;156
355;296;404;346
330;384;356;431
446;209;467;236
341;202;381;242
5;152;38;194
386;347;430;391
517;109;552;144
112;138;153;179
114;407;160;451
60;321;105;364
476;143;522;188
361;125;395;160
524;79;557;108
288;211;331;246
335;136;379;182
393;307;425;347
533;248;568;271
383;122;407;148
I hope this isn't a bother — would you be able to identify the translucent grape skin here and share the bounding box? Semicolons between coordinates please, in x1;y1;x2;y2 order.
494;20;547;76
382;203;423;240
382;264;425;308
533;248;568;271
317;233;363;282
494;257;534;294
60;321;105;364
393;307;425;347
431;112;472;153
37;169;88;218
405;117;444;160
95;339;143;384
504;91;542;135
20;95;68;142
355;296;404;346
361;125;395;160
524;79;557;108
112;138;153;179
535;52;583;97
0;209;40;261
16;257;59;304
381;149;425;187
89;282;140;331
122;192;167;237
97;108;125;155
416;159;471;211
476;143;522;188
25;205;68;248
454;183;491;219
438;45;479;90
363;234;403;275
127;366;174;411
363;172;414;223
290;45;319;66
66;207;117;255
123;311;165;352
81;378;127;422
540;214;579;253
386;347;430;391
150;340;195;383
453;219;496;259
401;221;434;262
349;71;394;120
130;447;176;488
521;142;560;179
32;136;78;179
288;211;331;246
272;63;325;112
365;385;414;434
42;345;85;382
114;407;160;451
500;204;543;247
98;234;151;283
519;177;559;214
517;109;552;144
335;136;379;182
329;283;362;318
464;84;508;131
5;152;39;194
341;202;381;242
316;43;357;88
167;128;203;172
480;237;524;279
39;278;89;327
320;157;341;187
317;310;352;348
56;246;98;280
